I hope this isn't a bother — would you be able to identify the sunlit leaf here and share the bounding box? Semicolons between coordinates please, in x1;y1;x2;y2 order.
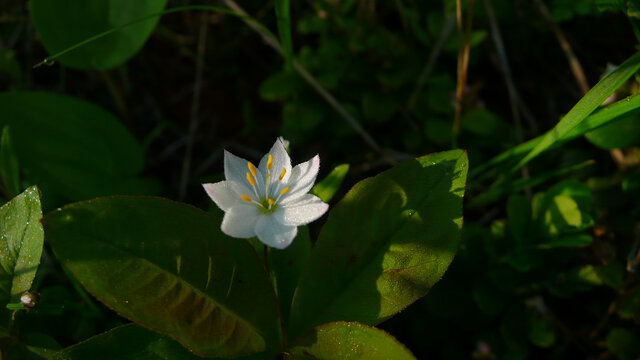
311;163;349;203
289;150;467;338
288;322;415;360
0;186;43;323
43;197;281;357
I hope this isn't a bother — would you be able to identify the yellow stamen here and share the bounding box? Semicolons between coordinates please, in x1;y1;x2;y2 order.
266;154;273;171
246;172;255;186
279;168;286;181
247;162;256;177
280;186;290;195
268;198;274;206
240;194;252;202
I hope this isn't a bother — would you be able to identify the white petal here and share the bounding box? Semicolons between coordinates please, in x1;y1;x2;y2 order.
255;215;298;249
221;204;261;239
275;194;329;226
280;155;320;205
202;181;238;211
224;150;255;198
259;138;292;188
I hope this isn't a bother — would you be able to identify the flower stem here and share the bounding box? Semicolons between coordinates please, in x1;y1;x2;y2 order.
263;244;271;275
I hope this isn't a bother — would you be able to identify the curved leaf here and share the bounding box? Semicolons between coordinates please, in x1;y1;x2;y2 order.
288;322;415;360
31;0;168;70
43;197;281;357
514;51;640;171
289;150;467;338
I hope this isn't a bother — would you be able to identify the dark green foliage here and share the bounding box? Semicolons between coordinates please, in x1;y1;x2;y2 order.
1;0;640;358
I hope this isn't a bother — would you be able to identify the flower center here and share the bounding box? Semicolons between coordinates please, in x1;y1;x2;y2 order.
239;155;291;213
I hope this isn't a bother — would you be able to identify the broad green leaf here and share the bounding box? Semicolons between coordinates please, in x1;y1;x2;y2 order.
507;195;531;244
289;150;467;338
270;226;311;326
606;328;640;360
51;323;205;360
30;0;168;70
0;186;43;316
471;91;640;181
585;113;640;149
1;126;21;197
514;52;640;171
287;322;415;360
0;91;158;206
311;164;350;203
43;197;281;357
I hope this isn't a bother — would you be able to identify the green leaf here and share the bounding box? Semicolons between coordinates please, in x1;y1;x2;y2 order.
537;233;593;248
0;91;157;206
585;113;640;149
514;52;640;171
311;164;350;203
0;50;22;88
51;323;206;360
595;0;625;12
289;150;467;338
462;109;502;136
470;160;594;207
471;89;640;182
549;195;582;228
507;195;531;244
43;197;282;357
606;328;640;360
596;261;624;289
287;322;415;360
618;287;640;319
0;186;43;315
1;126;21;197
259;71;300;101
536;180;593;237
30;0;168;70
528;319;555;348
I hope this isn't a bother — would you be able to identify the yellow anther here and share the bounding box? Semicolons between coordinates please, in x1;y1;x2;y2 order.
266;154;273;171
280;186;290;195
247;162;256;177
240;194;252;202
246;172;255;186
268;198;274;206
279;168;286;181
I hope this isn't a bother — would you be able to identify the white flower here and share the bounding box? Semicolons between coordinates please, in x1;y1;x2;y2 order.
203;138;329;249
